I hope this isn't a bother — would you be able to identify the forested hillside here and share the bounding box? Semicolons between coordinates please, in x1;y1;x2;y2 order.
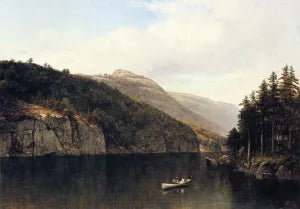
88;69;224;134
0;60;199;156
181;120;225;152
227;66;300;160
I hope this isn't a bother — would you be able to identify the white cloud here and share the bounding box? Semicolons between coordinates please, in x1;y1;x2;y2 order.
1;0;300;104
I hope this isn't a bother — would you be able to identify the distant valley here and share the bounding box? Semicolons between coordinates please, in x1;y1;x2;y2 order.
169;92;239;134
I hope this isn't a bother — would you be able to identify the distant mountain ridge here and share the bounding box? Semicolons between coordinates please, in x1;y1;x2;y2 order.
168;92;239;133
89;69;225;134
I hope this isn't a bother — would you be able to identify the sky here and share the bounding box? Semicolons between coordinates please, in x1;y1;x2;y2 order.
1;0;300;104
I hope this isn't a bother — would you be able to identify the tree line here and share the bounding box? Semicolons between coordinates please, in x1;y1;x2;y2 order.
227;66;300;162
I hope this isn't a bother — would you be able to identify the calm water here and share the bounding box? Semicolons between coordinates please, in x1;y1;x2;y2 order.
0;153;299;209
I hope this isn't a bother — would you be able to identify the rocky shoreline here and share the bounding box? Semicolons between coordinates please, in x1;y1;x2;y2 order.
205;154;300;181
235;156;300;181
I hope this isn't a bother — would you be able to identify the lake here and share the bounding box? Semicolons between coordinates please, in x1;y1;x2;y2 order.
0;153;299;209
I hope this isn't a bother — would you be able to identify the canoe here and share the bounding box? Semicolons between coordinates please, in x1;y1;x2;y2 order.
161;179;192;190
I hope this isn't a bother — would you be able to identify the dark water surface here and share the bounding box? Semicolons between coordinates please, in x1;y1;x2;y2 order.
0;153;299;209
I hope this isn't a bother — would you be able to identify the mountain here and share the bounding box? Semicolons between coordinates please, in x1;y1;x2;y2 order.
0;60;199;157
169;92;239;133
89;69;224;134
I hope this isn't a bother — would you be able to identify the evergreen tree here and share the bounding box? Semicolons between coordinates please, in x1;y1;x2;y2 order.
257;79;269;155
226;127;240;157
238;96;253;163
279;66;299;151
268;72;280;154
228;65;299;159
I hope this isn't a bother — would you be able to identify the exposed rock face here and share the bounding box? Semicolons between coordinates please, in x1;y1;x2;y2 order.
88;70;223;134
0;107;105;157
0;102;199;157
168;92;239;134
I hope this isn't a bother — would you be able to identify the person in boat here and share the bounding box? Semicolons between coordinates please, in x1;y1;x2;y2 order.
179;177;185;183
172;177;185;184
172;177;179;183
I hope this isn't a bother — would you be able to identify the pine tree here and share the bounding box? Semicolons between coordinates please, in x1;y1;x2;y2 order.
268;72;280;154
227;127;240;157
296;87;300;155
279;66;299;151
228;65;299;158
238;96;254;163
288;67;300;151
257;80;269;155
249;91;259;151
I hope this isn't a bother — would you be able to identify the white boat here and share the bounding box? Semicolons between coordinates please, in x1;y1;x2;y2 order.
161;179;192;190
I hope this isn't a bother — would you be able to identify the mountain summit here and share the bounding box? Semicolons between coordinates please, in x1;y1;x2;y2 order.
90;70;225;134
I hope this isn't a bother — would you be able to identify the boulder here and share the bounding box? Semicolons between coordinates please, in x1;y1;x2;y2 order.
276;165;292;180
217;155;231;165
256;162;273;179
205;157;217;167
249;162;260;174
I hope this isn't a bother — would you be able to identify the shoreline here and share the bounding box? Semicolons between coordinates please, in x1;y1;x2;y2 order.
233;156;300;181
0;151;202;159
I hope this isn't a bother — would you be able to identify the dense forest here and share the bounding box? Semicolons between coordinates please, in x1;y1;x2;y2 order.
0;59;198;152
227;66;300;161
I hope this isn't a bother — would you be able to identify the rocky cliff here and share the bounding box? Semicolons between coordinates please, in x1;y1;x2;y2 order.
89;70;224;134
0;102;198;157
0;61;199;157
0;103;105;157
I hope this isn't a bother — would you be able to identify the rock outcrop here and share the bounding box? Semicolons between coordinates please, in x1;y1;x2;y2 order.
0;104;105;157
276;165;293;180
255;162;274;179
234;157;300;180
205;155;233;167
217;155;231;165
0;102;199;157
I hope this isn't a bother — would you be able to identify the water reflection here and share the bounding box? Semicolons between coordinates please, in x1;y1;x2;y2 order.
0;153;299;209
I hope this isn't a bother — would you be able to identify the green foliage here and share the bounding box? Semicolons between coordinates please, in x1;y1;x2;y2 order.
181;120;224;151
228;66;300;158
0;60;197;150
226;127;240;156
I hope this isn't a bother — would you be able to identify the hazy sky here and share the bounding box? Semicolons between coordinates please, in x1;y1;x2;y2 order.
1;0;300;104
